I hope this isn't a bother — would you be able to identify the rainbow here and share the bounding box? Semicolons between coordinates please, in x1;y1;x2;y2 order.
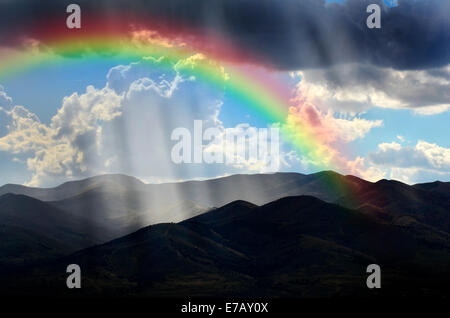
0;18;349;178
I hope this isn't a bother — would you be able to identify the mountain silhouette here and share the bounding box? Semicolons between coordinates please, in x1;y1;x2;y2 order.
3;171;448;234
338;178;450;232
414;180;450;196
0;171;449;298
1;171;368;244
0;171;366;204
0;174;146;201
0;193;108;271
2;195;449;298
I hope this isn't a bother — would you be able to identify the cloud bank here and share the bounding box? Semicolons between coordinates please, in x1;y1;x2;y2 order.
0;54;298;186
1;0;449;70
293;64;450;114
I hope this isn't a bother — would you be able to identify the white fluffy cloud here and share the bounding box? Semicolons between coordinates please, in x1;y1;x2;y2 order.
0;86;123;186
202;123;281;173
369;141;450;170
0;105;82;186
286;102;383;144
282;77;383;177
0;85;12;106
294;63;450;115
282;63;450;182
365;140;450;183
0;54;288;186
0;54;225;185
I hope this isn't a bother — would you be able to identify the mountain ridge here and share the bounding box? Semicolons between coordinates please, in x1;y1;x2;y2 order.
3;194;448;298
1;170;450;284
2;170;450;233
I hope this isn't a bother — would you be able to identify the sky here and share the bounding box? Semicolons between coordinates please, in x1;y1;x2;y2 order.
0;0;449;186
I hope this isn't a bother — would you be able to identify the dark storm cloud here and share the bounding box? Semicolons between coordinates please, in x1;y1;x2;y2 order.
0;0;449;70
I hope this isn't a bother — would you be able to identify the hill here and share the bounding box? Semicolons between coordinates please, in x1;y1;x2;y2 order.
0;193;108;271
338;178;450;232
0;174;146;201
3;195;449;298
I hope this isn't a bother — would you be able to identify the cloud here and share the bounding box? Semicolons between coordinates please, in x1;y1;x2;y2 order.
0;105;82;186
287;74;383;147
369;140;450;172
130;29;185;49
0;53;283;185
1;0;449;70
202;123;281;173
389;167;450;185
98;55;228;179
0;85;12;106
281;81;383;178
201;0;450;70
51;86;123;140
0;54;223;185
294;63;450;114
322;139;450;184
345;156;386;182
413;105;450;116
0;85;123;186
285;102;382;145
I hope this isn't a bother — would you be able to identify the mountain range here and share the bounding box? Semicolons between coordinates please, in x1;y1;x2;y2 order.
0;171;449;297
